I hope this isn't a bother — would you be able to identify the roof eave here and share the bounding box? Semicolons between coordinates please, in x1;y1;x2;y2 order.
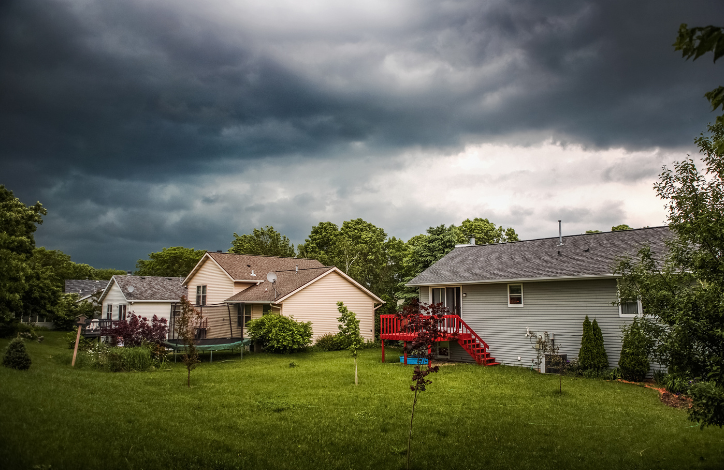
406;274;620;287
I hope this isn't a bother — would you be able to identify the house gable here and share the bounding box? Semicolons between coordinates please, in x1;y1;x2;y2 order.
186;255;237;305
280;269;378;342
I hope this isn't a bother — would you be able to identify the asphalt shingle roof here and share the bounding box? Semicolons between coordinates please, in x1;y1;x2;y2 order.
111;275;187;301
225;266;335;302
407;226;671;285
205;252;325;281
64;279;109;296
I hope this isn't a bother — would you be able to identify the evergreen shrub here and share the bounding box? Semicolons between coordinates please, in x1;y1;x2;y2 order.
591;319;609;370
618;318;651;381
578;316;609;373
2;337;31;370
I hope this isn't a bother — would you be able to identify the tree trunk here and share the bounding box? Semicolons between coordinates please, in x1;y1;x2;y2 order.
354;357;358;386
187;367;191;388
407;389;418;470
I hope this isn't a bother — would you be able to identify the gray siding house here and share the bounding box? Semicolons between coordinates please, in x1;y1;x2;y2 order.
407;226;670;368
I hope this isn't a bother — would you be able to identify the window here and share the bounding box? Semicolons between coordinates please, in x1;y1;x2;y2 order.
106;304;112;319
262;304;272;316
430;287;461;315
237;304;253;327
196;285;207;305
619;299;642;317
118;304;127;320
508;284;523;307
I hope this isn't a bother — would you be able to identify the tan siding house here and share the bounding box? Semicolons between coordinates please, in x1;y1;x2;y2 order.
280;270;376;341
183;252;383;342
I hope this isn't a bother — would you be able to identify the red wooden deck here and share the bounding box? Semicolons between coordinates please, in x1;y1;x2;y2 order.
379;314;499;366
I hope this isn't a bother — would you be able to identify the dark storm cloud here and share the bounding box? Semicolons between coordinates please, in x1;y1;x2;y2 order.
0;0;720;267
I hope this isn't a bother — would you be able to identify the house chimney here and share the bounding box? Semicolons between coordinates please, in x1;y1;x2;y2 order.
295;265;298;273
469;236;475;245
126;271;132;275
558;220;563;246
217;250;222;253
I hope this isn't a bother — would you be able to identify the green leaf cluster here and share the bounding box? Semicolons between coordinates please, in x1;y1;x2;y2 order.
134;246;205;277
2;337;31;370
230;226;295;257
246;314;313;353
674;24;724;127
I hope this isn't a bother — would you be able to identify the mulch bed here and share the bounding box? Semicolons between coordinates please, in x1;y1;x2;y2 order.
614;379;692;409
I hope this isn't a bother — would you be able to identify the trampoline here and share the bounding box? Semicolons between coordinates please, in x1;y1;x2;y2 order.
164;337;252;362
166;302;253;362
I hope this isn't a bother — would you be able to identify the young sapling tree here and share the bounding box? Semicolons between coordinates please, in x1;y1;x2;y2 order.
336;301;364;385
176;296;201;387
396;300;445;470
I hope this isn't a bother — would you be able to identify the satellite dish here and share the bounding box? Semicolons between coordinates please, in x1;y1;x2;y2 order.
267;272;277;283
128;286;135;293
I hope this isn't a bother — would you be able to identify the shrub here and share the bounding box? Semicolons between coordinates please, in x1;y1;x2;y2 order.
247;315;312;353
79;342;153;372
578;316;609;372
655;372;693;395
101;313;168;347
315;333;345;351
3;337;31;370
591;319;609;370
618;318;651;381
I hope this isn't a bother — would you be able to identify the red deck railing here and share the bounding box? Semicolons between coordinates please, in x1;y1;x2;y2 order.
380;314;489;349
379;314;496;366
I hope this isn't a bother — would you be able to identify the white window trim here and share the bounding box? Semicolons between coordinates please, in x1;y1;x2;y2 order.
507;283;524;308
618;298;643;318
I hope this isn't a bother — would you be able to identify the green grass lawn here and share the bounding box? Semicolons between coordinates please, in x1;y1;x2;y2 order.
1;331;723;470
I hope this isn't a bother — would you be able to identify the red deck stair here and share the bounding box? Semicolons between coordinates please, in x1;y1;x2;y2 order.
379;314;499;366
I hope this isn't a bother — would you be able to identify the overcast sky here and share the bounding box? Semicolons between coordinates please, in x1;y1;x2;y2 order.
1;0;721;270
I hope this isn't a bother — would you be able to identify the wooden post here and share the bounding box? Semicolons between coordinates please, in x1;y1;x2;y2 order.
71;315;87;367
403;341;408;365
381;339;385;363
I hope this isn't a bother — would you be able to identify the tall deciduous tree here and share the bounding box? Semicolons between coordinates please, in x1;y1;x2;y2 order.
134;246;206;277
616;123;724;427
30;247;124;288
0;186;46;325
611;224;633;231
230;226;295;257
456;217;518;244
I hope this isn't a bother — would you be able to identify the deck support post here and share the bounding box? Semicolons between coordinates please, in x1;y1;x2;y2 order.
381;339;385;363
403;342;407;365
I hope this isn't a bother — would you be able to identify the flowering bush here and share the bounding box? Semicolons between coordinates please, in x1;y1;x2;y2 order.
101;313;168;347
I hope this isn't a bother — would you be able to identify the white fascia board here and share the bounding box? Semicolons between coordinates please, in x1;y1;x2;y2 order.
407;274;619;287
224;300;280;305
276;267;384;304
233;280;264;284
183;253;235;285
126;300;177;303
